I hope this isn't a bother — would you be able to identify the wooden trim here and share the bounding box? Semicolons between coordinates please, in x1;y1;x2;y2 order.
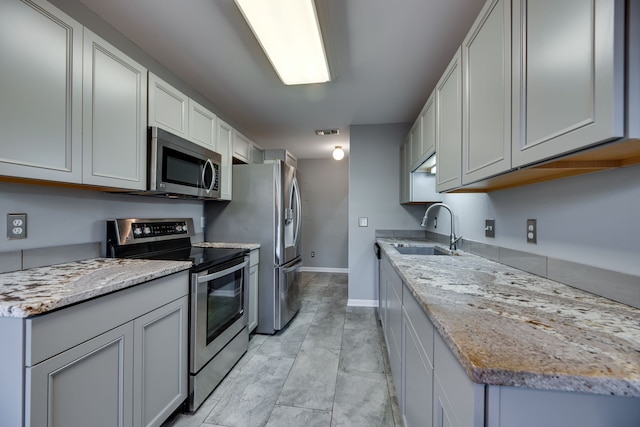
450;138;640;193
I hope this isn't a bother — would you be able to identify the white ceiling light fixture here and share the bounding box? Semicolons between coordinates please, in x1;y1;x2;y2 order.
235;0;331;85
332;146;345;161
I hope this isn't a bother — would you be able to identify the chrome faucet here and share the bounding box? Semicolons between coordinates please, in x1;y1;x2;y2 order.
420;203;461;250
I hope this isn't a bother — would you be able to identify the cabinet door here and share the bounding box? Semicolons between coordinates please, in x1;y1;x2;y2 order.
409;120;422;169
217;118;234;200
248;263;259;333
436;48;463;193
26;322;134;427
233;130;252;163
0;0;82;183
148;73;189;138
433;334;485;427
133;297;188;427
399;138;411;203
387;271;403;401
433;375;458;427
403;313;434;427
83;29;147;190
421;92;437;162
511;0;624;167
462;0;511;184
189;99;217;150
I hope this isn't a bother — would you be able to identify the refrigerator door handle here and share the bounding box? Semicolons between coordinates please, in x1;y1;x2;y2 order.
292;175;302;246
281;259;301;274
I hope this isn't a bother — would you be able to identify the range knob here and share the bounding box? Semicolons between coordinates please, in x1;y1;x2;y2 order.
143;226;152;235
182;224;188;233
133;227;143;236
175;225;183;232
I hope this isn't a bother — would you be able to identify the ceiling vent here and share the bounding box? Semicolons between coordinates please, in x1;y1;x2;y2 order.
314;128;340;136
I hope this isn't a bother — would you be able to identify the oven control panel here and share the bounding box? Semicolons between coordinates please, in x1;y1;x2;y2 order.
107;218;195;246
131;221;189;238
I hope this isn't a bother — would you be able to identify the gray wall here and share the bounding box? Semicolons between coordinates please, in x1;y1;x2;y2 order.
348;124;427;304
347;122;640;305
424;164;640;276
297;158;349;271
0;182;203;255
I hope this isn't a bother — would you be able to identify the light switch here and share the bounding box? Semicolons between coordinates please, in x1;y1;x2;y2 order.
358;217;368;227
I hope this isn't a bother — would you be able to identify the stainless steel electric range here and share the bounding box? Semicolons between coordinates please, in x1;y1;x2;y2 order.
106;218;249;412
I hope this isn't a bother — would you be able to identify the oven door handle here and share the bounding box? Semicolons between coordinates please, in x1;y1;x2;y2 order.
197;259;248;283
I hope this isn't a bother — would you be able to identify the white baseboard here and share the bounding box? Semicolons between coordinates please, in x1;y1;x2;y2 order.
347;299;378;307
300;267;348;273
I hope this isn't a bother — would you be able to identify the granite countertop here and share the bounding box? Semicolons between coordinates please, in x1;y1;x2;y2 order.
0;258;192;318
194;242;260;250
377;238;640;397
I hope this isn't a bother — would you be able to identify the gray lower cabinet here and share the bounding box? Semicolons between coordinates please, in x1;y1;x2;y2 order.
133;297;188;427
402;299;434;427
27;322;134;427
4;271;189;427
380;251;640;427
381;254;403;401
248;248;260;333
432;333;484;427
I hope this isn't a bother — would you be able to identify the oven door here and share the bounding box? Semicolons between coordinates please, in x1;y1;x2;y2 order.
191;256;248;373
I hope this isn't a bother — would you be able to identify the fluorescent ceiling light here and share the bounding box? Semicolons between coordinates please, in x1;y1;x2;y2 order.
332;146;344;160
235;0;331;85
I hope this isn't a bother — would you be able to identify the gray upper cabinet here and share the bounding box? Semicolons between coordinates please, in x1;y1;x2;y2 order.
410;91;436;172
511;0;625;167
462;0;511;184
82;29;147;190
217;118;234;201
399;137;410;204
188;98;218;151
0;0;83;184
421;92;437;166
148;73;189;139
409;119;422;168
232;130;252;164
435;48;463;193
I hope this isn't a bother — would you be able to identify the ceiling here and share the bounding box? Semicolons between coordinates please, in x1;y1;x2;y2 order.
75;0;486;159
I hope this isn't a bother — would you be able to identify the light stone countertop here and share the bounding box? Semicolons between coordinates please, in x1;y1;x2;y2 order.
377;238;640;397
194;242;260;250
0;258;192;318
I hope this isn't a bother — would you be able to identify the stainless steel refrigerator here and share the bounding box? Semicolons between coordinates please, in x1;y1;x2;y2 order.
205;160;302;334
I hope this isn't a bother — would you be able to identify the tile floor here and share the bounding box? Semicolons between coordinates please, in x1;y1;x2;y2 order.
163;272;401;427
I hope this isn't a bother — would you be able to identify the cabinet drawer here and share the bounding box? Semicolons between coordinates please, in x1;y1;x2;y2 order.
26;271;189;366
403;284;434;368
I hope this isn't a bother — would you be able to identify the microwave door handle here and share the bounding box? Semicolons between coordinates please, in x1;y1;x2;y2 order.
202;159;215;192
197;260;248;283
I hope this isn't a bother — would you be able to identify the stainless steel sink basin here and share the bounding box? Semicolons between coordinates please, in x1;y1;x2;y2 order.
392;244;450;256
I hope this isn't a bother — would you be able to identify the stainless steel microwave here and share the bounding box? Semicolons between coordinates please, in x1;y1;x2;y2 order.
148;127;221;199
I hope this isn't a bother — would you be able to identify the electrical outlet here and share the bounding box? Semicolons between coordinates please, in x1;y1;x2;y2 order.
434;216;437;228
7;213;27;240
485;219;495;238
311;251;315;258
526;219;537;244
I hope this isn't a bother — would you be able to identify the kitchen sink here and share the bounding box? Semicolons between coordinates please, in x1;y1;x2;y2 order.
392;244;451;256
